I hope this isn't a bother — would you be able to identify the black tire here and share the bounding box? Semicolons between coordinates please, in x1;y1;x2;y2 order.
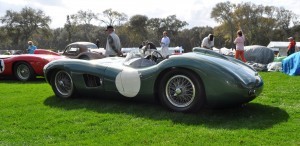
13;62;35;81
158;69;205;112
50;70;76;98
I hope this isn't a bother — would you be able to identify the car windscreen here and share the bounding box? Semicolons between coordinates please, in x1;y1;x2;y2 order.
124;48;145;62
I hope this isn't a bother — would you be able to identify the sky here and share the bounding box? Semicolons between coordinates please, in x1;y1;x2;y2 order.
0;0;299;29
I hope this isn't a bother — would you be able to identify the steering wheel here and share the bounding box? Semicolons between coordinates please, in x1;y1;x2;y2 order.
150;50;164;63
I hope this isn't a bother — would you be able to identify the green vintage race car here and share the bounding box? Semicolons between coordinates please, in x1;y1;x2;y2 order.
43;47;263;112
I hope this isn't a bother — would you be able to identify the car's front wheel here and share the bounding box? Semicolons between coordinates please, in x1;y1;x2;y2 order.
13;62;35;81
50;70;76;98
158;69;205;112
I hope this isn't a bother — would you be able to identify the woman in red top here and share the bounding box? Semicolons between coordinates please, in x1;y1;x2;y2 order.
287;37;296;56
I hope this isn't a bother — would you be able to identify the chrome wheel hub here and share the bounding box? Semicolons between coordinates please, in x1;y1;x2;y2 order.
55;71;73;97
166;75;196;108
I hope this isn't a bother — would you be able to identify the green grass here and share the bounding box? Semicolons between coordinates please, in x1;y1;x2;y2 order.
0;72;299;145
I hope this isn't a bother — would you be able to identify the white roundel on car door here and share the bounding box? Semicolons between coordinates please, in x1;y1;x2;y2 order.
115;69;141;97
0;59;5;73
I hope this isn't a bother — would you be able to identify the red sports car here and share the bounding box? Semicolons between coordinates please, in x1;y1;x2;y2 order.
0;54;66;81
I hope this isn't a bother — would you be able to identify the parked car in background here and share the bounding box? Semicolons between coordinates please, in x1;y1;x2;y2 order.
61;42;106;60
0;54;66;81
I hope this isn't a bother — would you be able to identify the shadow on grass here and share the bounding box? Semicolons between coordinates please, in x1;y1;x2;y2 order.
44;95;289;130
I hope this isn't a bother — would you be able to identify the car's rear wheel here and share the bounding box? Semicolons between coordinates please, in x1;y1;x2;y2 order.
13;62;35;81
50;70;75;98
158;69;205;112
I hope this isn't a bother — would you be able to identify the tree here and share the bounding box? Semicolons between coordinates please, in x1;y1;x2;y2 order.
1;7;51;50
73;10;97;25
259;6;278;43
70;10;98;41
211;2;299;47
161;15;188;46
211;1;236;49
214;24;232;48
49;28;67;51
127;15;148;46
176;26;212;52
0;4;299;52
64;15;76;43
276;7;294;37
147;18;162;45
147;15;188;46
100;9;128;26
0;27;12;49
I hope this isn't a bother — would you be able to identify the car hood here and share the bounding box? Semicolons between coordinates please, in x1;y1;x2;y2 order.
41;55;67;61
89;57;125;67
0;55;17;59
177;52;260;87
0;54;66;60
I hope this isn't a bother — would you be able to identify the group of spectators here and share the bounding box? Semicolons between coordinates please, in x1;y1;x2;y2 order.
27;25;296;61
96;26;171;58
201;28;297;63
201;28;247;62
26;26;171;58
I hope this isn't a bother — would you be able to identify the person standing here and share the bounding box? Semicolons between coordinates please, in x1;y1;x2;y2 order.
95;39;100;48
27;41;37;54
201;34;214;50
104;25;122;57
234;30;247;62
287;37;296;56
160;31;170;57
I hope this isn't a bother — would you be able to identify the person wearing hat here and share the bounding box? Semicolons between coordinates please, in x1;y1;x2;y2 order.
27;41;37;54
287;37;296;56
104;25;122;57
201;34;214;50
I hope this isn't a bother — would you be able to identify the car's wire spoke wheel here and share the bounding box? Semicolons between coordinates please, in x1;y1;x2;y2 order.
17;64;30;80
165;75;195;107
159;69;205;112
14;62;35;81
54;70;74;98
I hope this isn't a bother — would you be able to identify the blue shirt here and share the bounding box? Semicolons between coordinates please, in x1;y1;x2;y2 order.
27;45;37;54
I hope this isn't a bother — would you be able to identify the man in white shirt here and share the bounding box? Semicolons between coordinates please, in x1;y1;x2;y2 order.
104;25;122;57
160;31;170;57
201;34;214;50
